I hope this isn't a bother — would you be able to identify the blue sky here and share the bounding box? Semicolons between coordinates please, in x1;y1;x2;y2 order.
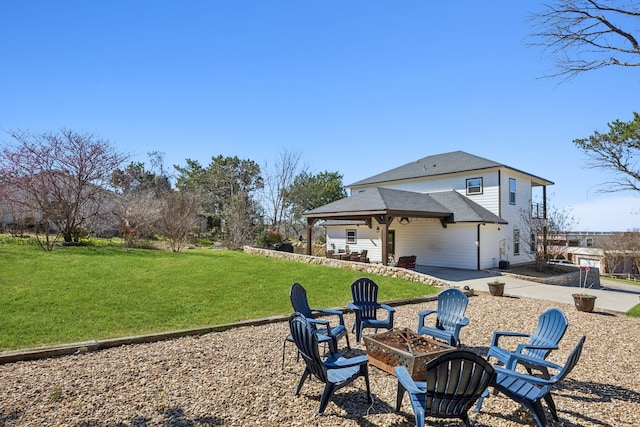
1;1;639;231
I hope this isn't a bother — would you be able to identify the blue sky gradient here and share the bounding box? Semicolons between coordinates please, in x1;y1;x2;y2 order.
1;2;639;231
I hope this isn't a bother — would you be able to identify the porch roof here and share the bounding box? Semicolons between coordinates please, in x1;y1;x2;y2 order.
304;187;507;224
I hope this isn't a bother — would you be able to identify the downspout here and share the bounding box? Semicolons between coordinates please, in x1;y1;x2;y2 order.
477;223;482;270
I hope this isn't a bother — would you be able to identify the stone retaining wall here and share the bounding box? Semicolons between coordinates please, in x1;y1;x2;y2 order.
243;246;450;287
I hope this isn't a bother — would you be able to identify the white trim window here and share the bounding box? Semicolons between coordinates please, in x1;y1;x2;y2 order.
509;178;516;205
514;229;520;256
466;177;483;195
346;229;357;244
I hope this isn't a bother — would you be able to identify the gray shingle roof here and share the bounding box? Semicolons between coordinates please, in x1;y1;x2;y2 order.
348;151;553;187
428;191;507;223
304;187;507;224
305;187;451;217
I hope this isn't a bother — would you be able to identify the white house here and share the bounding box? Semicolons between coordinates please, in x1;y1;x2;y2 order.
302;151;553;270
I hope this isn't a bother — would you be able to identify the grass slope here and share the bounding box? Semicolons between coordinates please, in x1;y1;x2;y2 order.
0;245;437;351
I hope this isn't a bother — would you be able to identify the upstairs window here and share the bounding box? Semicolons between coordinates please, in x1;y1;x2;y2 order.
509;178;516;205
346;229;357;244
466;177;483;195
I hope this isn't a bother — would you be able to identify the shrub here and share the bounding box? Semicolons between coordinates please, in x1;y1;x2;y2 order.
258;229;283;248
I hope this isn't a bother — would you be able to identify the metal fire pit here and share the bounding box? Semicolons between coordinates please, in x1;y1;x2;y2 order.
363;328;454;380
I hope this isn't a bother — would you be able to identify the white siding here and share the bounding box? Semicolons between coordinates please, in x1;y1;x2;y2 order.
496;170;536;265
355;170;501;215
326;225;383;262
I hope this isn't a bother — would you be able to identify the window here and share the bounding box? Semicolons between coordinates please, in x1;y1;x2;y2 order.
346;229;357;244
509;178;516;205
586;238;593;247
466;177;483;195
514;229;520;256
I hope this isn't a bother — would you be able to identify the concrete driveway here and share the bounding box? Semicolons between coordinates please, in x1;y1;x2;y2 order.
416;265;640;313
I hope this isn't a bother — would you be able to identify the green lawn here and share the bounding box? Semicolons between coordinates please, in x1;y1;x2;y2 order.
0;244;438;351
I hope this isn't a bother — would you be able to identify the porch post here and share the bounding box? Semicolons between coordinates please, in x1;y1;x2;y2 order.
305;218;316;256
376;215;394;265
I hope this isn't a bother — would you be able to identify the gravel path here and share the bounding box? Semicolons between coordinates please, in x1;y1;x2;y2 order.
1;294;638;426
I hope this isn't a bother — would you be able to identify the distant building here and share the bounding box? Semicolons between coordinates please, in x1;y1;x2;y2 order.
544;231;637;275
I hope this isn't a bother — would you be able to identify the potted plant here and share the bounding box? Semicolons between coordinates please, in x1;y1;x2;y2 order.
487;279;505;297
572;266;597;312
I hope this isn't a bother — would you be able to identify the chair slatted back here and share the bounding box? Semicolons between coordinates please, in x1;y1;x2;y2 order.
290;283;313;320
350;278;379;319
550;335;586;384
424;350;495;418
436;289;469;331
526;308;568;360
289;313;328;383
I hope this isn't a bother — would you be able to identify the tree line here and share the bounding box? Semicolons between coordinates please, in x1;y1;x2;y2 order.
0;129;345;252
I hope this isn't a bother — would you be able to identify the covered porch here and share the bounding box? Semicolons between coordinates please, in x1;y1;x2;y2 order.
303;187;507;267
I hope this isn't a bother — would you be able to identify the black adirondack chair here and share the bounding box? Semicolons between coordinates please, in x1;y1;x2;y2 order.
348;277;395;344
288;312;372;415
282;283;350;368
417;288;470;347
395;349;495;427
481;336;586;427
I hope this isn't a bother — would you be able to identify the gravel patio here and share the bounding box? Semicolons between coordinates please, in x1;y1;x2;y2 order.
1;293;638;426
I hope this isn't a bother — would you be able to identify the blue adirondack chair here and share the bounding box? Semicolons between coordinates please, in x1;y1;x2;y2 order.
395;349;495;427
417;288;469;347
486;308;568;378
283;283;350;368
480;336;586;427
348;277;395;344
288;312;372;415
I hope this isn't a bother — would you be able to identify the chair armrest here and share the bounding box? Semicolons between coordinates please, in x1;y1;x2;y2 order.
380;303;396;313
515;343;558;354
494;365;555;386
394;366;425;395
313;308;346;325
380;303;395;323
312;308;342;316
324;355;368;368
490;331;531;347
307;318;330;328
459;317;470;326
347;302;360;311
417;309;437;326
504;352;563;372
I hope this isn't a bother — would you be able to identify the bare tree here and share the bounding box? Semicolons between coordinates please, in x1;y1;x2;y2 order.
598;233;627;273
521;202;577;271
222;191;262;250
157;191;200;253
261;148;305;233
531;0;640;79
111;153;172;246
0;129;128;248
601;229;640;274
